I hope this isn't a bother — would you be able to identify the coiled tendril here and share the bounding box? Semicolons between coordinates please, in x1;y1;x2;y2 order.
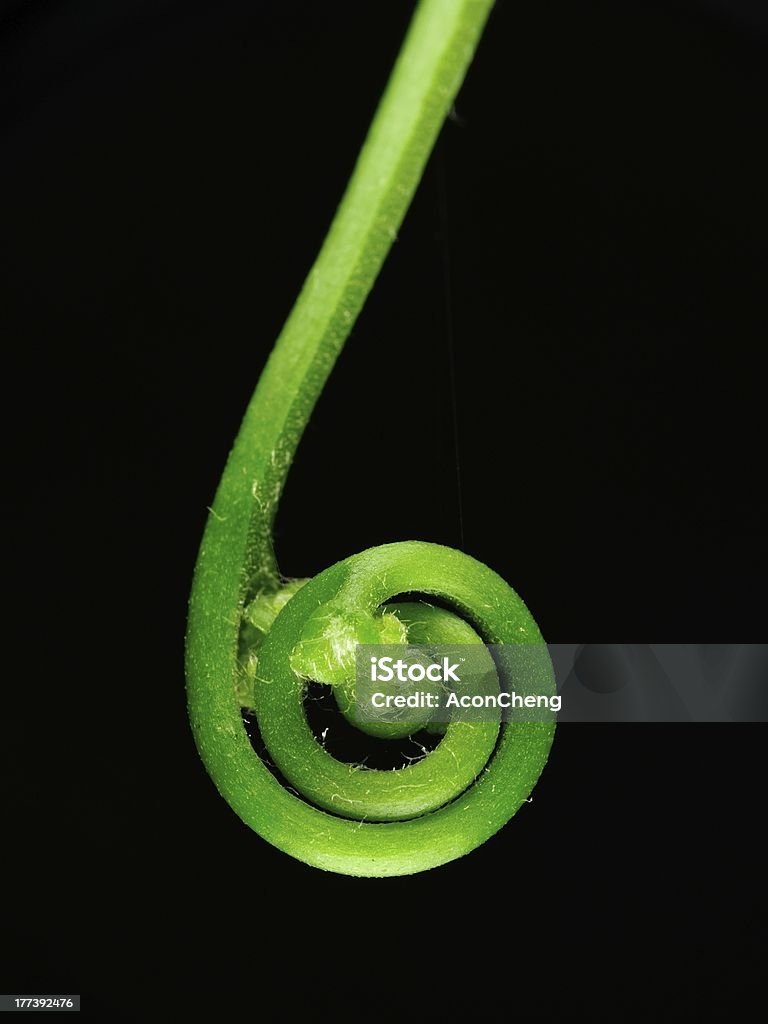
186;0;555;877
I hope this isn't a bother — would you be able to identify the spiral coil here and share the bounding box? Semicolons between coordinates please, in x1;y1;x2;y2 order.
191;541;554;875
186;0;555;876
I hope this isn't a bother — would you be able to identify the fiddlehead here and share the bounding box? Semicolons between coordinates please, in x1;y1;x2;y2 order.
186;0;555;877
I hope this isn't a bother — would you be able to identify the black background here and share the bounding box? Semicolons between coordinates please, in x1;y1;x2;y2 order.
2;0;767;1019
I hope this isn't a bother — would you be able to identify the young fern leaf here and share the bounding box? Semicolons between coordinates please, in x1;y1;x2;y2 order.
185;0;555;877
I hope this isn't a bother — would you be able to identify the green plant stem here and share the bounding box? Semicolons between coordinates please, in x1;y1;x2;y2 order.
188;0;495;600
186;0;555;877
